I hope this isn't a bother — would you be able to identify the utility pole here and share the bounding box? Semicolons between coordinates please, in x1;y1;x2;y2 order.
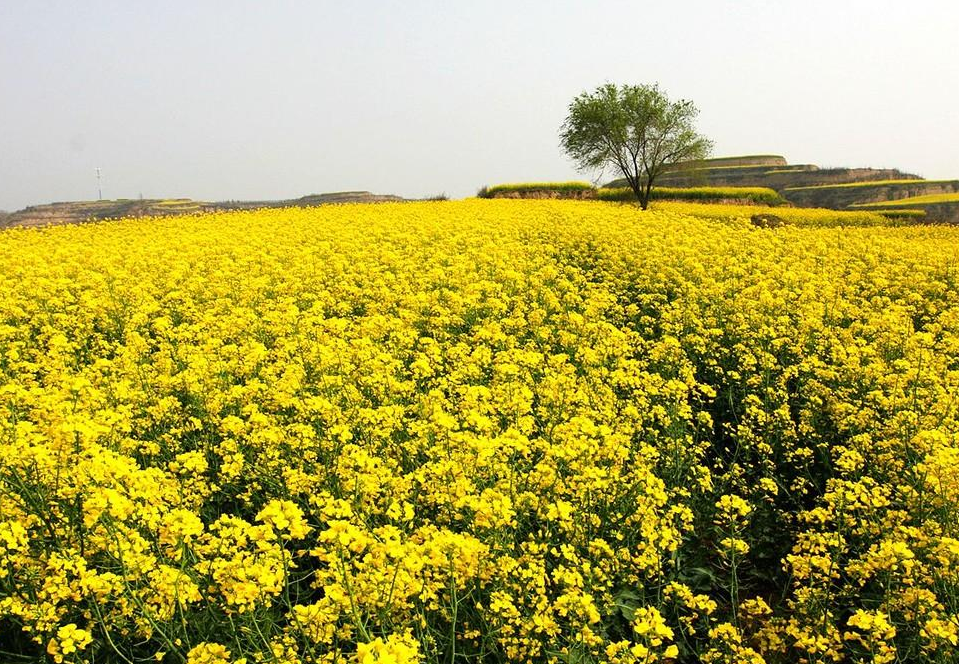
96;167;102;200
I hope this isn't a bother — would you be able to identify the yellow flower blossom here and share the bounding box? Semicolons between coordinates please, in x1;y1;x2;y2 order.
2;199;959;663
355;633;421;664
46;624;93;663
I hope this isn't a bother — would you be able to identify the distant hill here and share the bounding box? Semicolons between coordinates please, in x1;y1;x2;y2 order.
604;155;959;222
0;191;407;229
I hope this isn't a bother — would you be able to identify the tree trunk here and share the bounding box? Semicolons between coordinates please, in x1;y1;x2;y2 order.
627;180;646;210
623;170;650;210
641;179;654;210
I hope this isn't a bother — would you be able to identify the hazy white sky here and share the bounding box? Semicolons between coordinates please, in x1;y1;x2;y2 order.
1;1;957;210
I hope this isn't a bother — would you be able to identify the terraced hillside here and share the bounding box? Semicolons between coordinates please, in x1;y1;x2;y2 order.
607;156;918;189
655;166;920;191
604;155;959;222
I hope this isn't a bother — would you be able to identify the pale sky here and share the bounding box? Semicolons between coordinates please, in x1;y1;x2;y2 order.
1;1;957;211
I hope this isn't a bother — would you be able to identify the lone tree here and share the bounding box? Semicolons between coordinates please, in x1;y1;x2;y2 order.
560;83;712;210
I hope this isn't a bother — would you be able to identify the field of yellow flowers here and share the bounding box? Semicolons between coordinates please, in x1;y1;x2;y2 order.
1;200;958;664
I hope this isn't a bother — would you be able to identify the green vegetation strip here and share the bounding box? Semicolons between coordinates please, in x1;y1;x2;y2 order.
852;193;959;207
481;182;594;197
483;183;787;205
871;209;928;219
598;186;785;205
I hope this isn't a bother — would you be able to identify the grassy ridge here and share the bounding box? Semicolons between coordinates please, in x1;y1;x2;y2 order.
783;179;954;191
480;182;594;197
852;192;959;207
870;209;928;219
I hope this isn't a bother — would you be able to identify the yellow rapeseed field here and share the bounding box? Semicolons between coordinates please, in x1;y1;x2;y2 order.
1;200;958;664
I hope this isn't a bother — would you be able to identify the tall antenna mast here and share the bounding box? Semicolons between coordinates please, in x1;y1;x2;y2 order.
96;167;102;200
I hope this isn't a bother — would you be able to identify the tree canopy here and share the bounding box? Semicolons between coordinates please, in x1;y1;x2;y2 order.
560;83;712;210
